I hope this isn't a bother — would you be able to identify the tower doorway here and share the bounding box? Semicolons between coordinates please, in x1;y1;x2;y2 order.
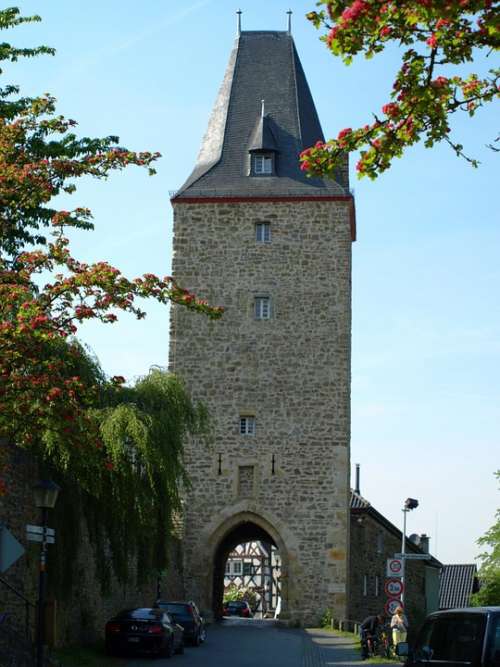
211;517;285;620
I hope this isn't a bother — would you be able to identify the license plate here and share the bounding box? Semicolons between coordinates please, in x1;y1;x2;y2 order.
128;637;140;643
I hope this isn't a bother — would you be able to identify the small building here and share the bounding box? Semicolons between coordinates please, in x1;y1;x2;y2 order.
349;481;442;633
224;541;281;615
439;564;479;610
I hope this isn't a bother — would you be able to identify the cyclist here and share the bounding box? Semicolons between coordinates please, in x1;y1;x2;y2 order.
360;613;384;659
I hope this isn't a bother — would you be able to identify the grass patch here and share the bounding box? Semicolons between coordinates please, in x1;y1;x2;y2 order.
308;628;400;663
52;642;127;667
310;626;361;645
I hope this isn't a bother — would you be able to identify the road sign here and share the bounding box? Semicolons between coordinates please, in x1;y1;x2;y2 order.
387;558;403;577
26;525;55;537
0;524;25;573
26;533;55;544
394;553;431;560
385;578;404;598
385;598;403;616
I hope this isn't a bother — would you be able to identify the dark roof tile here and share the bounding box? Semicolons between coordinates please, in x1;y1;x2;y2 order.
175;31;347;199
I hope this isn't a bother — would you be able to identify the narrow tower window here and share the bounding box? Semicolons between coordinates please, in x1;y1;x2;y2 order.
240;416;255;435
255;222;271;243
253;154;273;175
254;296;270;320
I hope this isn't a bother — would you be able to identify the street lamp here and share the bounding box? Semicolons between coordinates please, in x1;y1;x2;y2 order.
401;497;418;608
33;480;60;667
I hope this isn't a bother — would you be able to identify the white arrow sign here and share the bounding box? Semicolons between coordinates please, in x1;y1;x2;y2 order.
26;533;55;544
26;525;55;537
0;524;25;573
395;553;431;560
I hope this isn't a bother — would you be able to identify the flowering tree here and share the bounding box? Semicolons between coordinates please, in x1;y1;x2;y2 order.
302;1;499;179
471;471;500;606
0;8;222;494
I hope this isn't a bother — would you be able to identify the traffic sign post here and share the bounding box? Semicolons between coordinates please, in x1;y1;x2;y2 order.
385;598;402;616
386;558;403;578
26;525;55;545
0;524;25;573
385;578;404;598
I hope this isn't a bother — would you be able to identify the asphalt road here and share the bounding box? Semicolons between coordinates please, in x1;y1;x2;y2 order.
123;618;393;667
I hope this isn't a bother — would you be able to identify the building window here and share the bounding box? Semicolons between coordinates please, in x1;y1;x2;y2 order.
363;574;368;597
225;561;231;575
232;560;242;575
243;562;254;576
375;575;380;597
253;154;273;175
240;416;255;435
254;296;270;320
376;532;384;554
255;222;271;243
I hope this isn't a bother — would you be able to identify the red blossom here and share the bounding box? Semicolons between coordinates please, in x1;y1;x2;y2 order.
337;128;353;140
426;34;438;48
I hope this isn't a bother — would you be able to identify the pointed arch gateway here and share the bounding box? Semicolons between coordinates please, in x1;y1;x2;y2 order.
205;507;291;619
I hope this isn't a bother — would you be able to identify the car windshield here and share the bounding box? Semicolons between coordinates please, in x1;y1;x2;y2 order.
116;608;160;621
415;615;486;662
158;603;193;620
228;602;245;608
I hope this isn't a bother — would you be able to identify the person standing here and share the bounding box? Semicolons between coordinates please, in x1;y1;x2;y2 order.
390;606;408;645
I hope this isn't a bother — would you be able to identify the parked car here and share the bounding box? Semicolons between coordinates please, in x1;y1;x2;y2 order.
223;600;253;618
396;606;500;666
105;607;184;657
155;600;206;646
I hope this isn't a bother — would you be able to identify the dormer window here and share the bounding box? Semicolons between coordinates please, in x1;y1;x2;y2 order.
253;153;273;175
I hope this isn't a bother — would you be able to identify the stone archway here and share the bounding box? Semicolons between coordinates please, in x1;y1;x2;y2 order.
205;509;291;620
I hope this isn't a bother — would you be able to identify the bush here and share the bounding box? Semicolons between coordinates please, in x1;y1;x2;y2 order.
320;608;333;628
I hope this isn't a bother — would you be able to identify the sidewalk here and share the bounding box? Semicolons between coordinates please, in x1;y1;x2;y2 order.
304;629;394;666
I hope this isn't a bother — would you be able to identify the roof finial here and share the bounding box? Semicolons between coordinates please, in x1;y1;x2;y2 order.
287;9;293;34
261;99;265;118
236;9;242;37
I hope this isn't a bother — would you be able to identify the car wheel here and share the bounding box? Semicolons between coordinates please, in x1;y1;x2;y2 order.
192;630;201;647
200;627;207;642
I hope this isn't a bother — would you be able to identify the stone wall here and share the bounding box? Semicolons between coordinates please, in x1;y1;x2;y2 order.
0;443;184;646
170;199;352;625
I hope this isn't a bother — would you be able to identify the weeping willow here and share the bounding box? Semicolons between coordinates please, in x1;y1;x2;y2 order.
41;360;208;598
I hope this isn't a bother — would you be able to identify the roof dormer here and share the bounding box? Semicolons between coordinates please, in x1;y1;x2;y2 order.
248;101;278;176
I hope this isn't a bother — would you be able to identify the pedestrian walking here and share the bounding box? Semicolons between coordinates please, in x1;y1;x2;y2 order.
390;606;408;646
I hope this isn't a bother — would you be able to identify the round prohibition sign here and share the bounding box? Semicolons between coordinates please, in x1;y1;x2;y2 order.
385;578;404;597
388;558;403;575
385;598;403;616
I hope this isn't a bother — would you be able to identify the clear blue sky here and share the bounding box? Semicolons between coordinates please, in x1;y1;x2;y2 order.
10;1;499;565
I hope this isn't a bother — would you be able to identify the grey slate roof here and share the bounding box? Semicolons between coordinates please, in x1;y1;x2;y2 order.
439;564;479;609
174;31;347;199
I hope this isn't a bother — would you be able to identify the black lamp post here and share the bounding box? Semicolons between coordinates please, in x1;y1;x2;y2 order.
33;480;60;667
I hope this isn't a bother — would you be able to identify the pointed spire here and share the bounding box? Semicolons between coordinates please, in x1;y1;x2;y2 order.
236;9;242;37
287;9;293;35
261;99;265;118
175;31;347;198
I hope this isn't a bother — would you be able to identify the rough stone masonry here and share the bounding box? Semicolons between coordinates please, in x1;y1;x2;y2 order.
169;28;355;625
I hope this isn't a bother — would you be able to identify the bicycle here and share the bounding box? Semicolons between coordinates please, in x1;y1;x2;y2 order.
376;624;393;658
360;631;379;659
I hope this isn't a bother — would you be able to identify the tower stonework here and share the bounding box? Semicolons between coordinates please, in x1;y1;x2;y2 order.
169;30;354;625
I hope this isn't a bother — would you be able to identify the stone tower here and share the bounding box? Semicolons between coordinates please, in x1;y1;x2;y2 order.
169;27;355;625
